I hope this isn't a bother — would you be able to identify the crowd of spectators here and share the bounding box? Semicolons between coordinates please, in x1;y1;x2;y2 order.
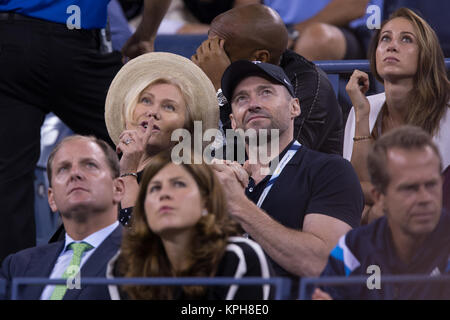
0;0;448;300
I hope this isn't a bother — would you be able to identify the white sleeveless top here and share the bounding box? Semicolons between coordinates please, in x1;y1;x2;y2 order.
344;92;450;172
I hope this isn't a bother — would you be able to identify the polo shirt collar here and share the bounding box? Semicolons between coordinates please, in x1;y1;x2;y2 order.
246;139;300;189
266;139;301;169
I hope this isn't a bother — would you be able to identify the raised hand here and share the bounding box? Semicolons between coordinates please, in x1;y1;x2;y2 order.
346;70;371;117
121;31;154;62
116;119;154;174
191;37;231;90
311;288;333;300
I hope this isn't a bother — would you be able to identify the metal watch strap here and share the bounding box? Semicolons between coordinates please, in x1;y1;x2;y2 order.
216;88;228;107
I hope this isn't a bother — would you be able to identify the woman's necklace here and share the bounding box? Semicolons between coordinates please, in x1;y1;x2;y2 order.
382;104;404;133
382;107;394;133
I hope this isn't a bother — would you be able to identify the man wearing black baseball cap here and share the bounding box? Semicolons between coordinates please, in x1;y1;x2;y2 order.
192;4;343;156
221;60;296;102
211;60;363;298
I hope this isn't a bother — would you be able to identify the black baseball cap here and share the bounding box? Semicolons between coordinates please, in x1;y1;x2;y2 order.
221;60;295;103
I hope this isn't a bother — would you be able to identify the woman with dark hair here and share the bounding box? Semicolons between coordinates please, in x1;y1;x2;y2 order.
343;7;450;224
106;150;273;300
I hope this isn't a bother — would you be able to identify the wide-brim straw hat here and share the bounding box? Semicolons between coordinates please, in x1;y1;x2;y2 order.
105;52;218;146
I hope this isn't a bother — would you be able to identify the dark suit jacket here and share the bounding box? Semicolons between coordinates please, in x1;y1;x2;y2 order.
0;225;122;300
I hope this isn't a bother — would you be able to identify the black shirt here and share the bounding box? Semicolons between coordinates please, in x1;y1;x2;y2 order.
107;236;275;300
245;141;363;294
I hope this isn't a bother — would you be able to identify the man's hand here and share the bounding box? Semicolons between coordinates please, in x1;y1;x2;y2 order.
210;160;250;214
312;288;333;300
192;37;231;90
121;0;172;61
121;31;155;62
211;159;250;189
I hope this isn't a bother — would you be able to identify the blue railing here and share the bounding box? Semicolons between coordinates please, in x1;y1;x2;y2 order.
315;58;450;96
10;276;291;300
316;58;450;74
298;274;450;300
9;274;450;300
315;60;371;73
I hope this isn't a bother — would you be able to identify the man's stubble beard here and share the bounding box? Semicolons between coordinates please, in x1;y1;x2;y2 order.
60;204;104;224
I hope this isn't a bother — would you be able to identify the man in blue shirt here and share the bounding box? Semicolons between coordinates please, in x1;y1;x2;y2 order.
264;0;384;60
0;135;125;300
0;0;171;262
313;126;450;300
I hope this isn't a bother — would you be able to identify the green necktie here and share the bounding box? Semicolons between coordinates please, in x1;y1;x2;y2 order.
50;242;93;300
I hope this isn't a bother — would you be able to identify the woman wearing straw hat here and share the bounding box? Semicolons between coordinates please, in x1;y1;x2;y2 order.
105;52;219;226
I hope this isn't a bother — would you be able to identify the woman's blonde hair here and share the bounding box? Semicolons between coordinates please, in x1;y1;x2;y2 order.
369;7;450;135
118;150;241;299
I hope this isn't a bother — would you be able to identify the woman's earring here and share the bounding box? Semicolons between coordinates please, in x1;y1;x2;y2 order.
202;209;208;217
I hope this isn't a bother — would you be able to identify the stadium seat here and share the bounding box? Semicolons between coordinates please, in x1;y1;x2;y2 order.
154;34;208;59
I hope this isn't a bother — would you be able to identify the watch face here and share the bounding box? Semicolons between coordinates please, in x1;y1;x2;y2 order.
217;90;228;107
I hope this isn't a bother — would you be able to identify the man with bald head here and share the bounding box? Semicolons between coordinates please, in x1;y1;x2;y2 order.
192;3;343;155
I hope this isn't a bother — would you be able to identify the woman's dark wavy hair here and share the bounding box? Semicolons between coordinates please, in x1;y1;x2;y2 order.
368;7;450;136
117;150;240;299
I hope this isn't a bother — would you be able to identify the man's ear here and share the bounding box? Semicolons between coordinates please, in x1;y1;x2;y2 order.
371;187;384;208
113;178;125;205
251;49;270;63
290;98;301;119
48;188;58;213
230;113;237;130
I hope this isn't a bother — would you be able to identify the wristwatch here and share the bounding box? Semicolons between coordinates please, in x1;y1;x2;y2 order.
216;88;228;107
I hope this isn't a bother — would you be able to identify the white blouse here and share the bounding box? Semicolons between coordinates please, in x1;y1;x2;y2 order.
344;92;450;171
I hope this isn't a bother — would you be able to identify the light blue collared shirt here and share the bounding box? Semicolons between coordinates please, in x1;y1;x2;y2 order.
40;221;119;300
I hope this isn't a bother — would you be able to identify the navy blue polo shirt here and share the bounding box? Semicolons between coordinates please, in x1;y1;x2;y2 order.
0;0;110;29
320;211;450;299
245;140;363;284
